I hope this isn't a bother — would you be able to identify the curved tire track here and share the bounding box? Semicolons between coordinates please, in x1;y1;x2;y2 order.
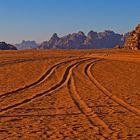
0;57;51;67
0;56;71;67
67;61;112;139
0;58;92;114
0;57;85;99
85;61;140;117
0;112;82;118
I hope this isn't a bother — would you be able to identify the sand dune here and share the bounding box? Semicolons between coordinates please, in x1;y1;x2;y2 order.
0;50;140;139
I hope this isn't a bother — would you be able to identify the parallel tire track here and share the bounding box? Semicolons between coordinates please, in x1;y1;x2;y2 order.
85;61;140;117
0;56;71;67
0;58;92;114
0;113;82;118
0;57;85;99
67;61;112;139
0;57;51;67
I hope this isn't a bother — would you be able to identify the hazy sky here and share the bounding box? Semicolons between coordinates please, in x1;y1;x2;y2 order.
0;0;140;44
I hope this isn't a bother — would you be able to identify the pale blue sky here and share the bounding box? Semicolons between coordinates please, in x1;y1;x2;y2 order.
0;0;140;44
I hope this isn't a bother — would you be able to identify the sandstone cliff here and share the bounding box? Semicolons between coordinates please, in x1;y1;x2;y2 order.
124;24;140;50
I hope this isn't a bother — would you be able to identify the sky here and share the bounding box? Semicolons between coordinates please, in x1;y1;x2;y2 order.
0;0;140;44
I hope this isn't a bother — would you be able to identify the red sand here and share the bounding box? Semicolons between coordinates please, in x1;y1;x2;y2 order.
0;49;140;139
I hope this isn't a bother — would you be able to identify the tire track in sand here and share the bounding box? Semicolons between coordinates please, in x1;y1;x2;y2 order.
0;112;82;118
0;57;85;99
85;61;140;117
0;56;69;67
0;58;92;114
0;57;51;67
67;60;112;139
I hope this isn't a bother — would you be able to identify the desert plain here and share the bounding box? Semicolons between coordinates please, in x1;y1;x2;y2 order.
0;49;140;140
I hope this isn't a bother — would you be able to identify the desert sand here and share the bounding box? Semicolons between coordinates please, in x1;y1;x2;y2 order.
0;49;140;140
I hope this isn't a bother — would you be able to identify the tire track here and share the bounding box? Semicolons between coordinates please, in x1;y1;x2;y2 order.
0;57;50;67
0;57;84;99
0;113;82;118
0;56;71;67
0;58;92;114
85;61;140;117
67;63;112;139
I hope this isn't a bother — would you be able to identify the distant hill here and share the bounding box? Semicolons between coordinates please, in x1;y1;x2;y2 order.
0;42;17;50
38;31;124;49
124;24;140;50
15;40;38;50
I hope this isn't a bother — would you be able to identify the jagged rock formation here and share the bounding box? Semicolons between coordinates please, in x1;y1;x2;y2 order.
39;33;60;49
15;40;38;50
39;32;87;49
84;30;124;49
38;30;124;49
0;42;17;50
124;24;140;50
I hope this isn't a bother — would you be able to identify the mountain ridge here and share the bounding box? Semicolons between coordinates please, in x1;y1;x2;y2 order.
38;30;124;49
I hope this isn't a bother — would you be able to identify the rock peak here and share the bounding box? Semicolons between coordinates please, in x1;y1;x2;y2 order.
87;31;98;39
78;31;85;36
51;33;58;39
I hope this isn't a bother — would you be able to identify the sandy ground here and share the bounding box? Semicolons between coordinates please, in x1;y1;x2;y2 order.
0;49;140;140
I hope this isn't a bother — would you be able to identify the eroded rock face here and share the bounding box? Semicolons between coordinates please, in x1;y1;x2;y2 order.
84;30;124;49
38;30;124;49
39;33;60;49
124;24;140;50
0;42;17;50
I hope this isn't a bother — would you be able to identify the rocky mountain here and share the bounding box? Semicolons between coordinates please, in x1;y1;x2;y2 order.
0;42;17;50
38;30;124;49
124;24;140;50
84;30;124;49
15;40;38;50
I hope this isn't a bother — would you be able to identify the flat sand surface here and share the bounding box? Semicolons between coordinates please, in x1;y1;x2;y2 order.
0;49;140;140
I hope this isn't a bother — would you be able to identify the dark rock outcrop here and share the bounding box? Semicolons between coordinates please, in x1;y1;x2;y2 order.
0;42;17;50
15;40;38;50
124;24;140;50
114;45;122;49
38;30;124;49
